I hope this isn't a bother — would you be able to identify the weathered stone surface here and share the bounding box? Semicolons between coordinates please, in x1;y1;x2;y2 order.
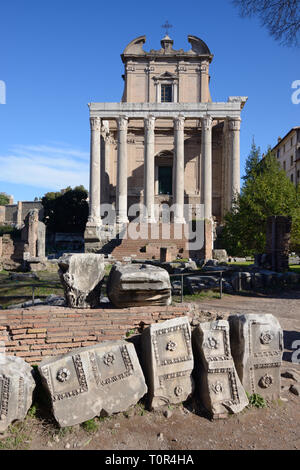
229;314;283;400
38;341;147;427
213;249;228;263
192;320;248;418
0;354;35;433
290;384;300;396
107;263;172;307
141;317;194;409
58;253;105;308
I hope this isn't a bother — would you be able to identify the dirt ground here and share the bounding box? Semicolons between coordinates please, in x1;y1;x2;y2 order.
0;290;299;452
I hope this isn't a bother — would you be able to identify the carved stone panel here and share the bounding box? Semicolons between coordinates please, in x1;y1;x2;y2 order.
38;341;147;427
228;314;283;400
192;320;248;418
141;317;194;409
0;355;35;433
58;253;105;308
87;341;147;415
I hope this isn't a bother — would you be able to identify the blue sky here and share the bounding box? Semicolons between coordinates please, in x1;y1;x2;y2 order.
0;0;299;202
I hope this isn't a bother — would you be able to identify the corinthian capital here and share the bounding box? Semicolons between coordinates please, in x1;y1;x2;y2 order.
117;115;128;131
174;115;185;131
145;114;155;132
228;117;241;132
201;115;212;131
90;116;101;131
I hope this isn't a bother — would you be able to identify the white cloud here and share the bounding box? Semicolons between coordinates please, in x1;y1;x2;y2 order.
0;143;89;191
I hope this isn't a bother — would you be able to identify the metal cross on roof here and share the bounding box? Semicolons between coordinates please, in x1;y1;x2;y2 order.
161;20;173;36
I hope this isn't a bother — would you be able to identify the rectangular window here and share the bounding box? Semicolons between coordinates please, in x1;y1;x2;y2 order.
291;155;294;166
291;174;294;183
161;85;172;102
283;161;286;171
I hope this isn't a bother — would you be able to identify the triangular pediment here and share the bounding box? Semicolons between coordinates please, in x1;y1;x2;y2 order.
153;71;178;81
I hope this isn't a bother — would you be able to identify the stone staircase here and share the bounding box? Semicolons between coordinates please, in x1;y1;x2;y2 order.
99;223;191;260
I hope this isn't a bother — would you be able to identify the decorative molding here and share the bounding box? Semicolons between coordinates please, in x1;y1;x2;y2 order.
174;115;185;131
0;375;10;419
90;116;101;131
201;115;212;131
152;323;192;366
228;117;241;132
117;115;128;131
144;115;155;131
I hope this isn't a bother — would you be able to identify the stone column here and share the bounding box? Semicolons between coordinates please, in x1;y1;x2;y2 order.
201;115;213;220
144;115;156;222
87;116;101;226
116;116;129;224
228;117;241;203
101;120;110;205
174;115;185;224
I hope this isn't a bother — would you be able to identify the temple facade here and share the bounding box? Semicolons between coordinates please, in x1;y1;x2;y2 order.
84;34;247;259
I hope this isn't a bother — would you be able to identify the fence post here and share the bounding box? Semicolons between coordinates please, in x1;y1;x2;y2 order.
32;286;35;306
181;275;183;303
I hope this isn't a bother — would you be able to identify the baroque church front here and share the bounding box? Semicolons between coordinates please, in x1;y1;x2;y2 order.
84;34;247;259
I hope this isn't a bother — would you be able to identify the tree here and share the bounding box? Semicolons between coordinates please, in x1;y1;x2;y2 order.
219;145;300;255
42;186;89;233
0;192;10;205
232;0;300;47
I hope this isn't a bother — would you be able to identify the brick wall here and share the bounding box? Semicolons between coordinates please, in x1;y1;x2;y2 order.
0;305;194;364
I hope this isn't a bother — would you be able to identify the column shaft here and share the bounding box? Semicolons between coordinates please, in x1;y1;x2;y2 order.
88;116;101;225
144;115;156;222
201;115;213;220
174;115;185;224
228;117;241;203
116;116;129;224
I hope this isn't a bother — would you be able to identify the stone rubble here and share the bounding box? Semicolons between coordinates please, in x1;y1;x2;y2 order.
0;354;35;433
192;320;249;418
107;263;172;307
228;313;283;400
141;317;194;409
58;253;105;308
38;340;147;427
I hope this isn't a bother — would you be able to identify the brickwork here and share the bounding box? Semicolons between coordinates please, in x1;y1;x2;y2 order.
100;223;190;260
0;305;193;364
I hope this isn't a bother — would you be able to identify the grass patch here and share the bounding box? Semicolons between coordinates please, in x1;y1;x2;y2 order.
0;422;31;450
0;271;63;308
173;290;225;303
228;261;253;267
81;419;98;433
289;265;300;274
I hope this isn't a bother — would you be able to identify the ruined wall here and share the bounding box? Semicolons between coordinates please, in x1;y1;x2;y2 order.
0;305;191;364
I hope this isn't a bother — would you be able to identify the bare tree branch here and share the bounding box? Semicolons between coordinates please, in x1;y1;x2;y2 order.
232;0;300;46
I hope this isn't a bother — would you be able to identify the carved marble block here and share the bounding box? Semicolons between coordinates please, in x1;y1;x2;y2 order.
141;317;194;409
0;355;36;433
38;341;147;427
58;253;105;308
107;263;172;307
192;320;248;418
228;314;283;400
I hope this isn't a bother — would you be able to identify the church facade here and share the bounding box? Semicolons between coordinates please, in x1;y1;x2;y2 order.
84;34;247;259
